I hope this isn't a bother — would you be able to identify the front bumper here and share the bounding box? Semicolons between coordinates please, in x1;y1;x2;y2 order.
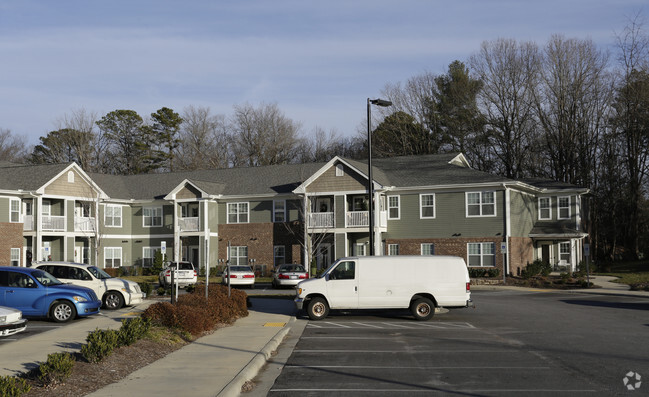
294;297;305;310
0;319;28;337
76;300;102;317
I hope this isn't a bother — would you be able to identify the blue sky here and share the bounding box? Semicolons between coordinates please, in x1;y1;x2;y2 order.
0;1;645;145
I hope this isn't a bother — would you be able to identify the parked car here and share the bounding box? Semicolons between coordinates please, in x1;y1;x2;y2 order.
272;264;308;288
0;266;101;323
0;306;28;337
159;261;197;288
34;262;145;310
221;265;255;287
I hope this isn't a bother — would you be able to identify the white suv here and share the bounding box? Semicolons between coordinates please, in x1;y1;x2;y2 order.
33;262;145;310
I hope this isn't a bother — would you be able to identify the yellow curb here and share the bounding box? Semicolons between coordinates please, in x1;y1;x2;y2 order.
263;322;286;327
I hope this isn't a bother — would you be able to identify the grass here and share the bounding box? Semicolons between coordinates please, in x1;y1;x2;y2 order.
593;260;649;290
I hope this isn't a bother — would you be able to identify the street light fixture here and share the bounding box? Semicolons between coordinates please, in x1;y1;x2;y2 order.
367;97;392;256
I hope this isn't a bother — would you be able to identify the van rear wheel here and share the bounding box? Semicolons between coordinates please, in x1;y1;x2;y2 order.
307;297;329;321
410;297;434;321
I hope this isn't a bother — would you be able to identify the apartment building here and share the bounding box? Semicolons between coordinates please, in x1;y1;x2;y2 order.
0;153;589;276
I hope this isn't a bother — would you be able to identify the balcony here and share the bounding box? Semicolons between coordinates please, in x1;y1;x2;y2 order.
179;217;200;232
346;211;369;227
74;217;96;232
23;215;33;231
308;212;334;228
42;216;66;231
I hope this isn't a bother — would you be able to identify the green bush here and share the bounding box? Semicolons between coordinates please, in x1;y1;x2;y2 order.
157;286;166;296
0;376;31;397
468;268;500;278
185;284;196;293
118;317;151;346
37;352;75;386
521;260;552;279
139;281;152;297
81;328;120;363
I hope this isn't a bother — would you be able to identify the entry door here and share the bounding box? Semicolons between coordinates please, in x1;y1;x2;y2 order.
541;245;551;264
326;260;358;309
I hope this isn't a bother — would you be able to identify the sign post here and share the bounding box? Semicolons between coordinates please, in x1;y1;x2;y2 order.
500;241;508;284
584;243;590;288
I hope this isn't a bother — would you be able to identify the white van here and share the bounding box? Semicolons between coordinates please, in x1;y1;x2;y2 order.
295;256;472;321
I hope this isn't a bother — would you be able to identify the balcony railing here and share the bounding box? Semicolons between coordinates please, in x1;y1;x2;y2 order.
42;216;66;231
346;211;369;227
74;216;96;232
308;212;334;228
179;217;200;232
23;215;33;231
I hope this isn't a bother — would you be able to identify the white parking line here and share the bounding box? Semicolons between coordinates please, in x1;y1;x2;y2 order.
322;322;352;328
351;322;384;328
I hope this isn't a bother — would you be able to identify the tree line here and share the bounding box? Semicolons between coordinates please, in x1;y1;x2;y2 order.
1;16;647;261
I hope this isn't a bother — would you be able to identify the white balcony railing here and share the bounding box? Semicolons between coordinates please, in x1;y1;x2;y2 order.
74;216;96;232
346;211;369;227
42;215;66;231
23;215;34;231
308;212;334;228
179;217;200;232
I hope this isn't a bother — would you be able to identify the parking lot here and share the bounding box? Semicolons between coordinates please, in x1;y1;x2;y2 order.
264;290;649;396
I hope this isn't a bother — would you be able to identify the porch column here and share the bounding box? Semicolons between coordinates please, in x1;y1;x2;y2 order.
35;195;43;262
173;199;180;263
372;190;381;256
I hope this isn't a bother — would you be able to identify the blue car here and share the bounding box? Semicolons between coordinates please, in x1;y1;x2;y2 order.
0;266;101;323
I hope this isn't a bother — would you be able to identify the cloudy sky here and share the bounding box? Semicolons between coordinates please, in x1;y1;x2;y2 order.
0;1;645;145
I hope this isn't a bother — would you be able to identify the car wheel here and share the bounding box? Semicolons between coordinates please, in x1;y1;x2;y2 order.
103;291;124;310
307;297;329;321
410;297;435;321
50;301;77;323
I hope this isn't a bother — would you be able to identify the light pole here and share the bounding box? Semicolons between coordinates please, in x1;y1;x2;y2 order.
367;98;392;256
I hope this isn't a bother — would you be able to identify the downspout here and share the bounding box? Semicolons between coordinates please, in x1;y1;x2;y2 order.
28;192;41;263
503;184;511;277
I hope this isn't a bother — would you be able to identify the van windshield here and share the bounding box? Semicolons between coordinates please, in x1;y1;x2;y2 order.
318;261;339;278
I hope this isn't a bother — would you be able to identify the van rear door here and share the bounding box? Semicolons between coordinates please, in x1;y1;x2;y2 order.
325;260;358;309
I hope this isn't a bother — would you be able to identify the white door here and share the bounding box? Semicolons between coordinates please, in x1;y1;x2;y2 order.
326;260;358;309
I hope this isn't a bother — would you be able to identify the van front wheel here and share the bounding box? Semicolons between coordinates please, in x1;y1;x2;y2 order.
410;297;434;321
307;297;329;321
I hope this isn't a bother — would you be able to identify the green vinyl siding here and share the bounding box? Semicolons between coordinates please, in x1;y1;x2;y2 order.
335;195;345;227
510;191;536;236
385;190;505;239
0;197;9;222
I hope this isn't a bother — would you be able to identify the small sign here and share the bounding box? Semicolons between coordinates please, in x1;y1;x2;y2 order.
584;243;590;256
500;242;507;254
161;241;166;255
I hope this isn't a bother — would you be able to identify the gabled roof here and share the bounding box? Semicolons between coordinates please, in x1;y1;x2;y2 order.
0;162;106;198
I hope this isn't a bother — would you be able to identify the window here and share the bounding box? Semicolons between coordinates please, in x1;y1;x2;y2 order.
421;243;435;256
67;170;75;183
330;261;355;280
273;200;286;222
558;197;570;219
468;242;495;267
538;197;551;220
230;246;248;266
467;192;496;217
42;200;51;216
10;248;20;266
143;207;163;227
142;247;157;267
352;196;367;211
105;205;122;227
10;199;20;223
354;243;367;256
559;242;571;263
274;246;286;266
388;196;400;219
420;194;435;218
227;202;249;223
336;164;344;177
388;244;400;256
104;247;122;268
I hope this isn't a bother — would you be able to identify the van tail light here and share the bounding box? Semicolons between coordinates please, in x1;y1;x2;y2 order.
466;282;471;292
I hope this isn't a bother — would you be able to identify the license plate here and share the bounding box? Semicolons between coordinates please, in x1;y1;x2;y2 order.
290;275;297;279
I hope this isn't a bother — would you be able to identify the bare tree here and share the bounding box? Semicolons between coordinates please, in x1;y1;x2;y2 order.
177;105;230;170
0;128;30;163
229;102;303;167
470;39;541;178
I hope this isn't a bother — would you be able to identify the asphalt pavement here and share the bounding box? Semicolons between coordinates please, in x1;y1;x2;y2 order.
0;277;646;396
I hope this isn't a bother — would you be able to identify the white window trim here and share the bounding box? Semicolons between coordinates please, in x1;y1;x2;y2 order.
421;243;434;255
387;195;400;220
466;191;497;217
227;202;249;224
467;242;495;267
335;164;344;176
419;193;436;219
273;245;286;266
273;200;286;223
558;196;571;220
142;207;163;227
355;243;367;256
104;247;122;268
10;198;20;223
230;245;248;266
538;197;552;220
104;204;123;228
10;248;20;266
388;244;399;256
142;247;156;266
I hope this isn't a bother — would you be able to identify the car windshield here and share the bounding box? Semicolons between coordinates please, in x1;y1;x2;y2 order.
33;269;63;286
88;266;112;280
280;265;306;272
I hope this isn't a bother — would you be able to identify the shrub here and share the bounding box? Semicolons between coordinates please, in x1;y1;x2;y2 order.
157;286;166;296
185;284;196;293
118;317;151;346
36;352;75;386
0;376;31;397
468;268;500;278
139;281;152;297
81;328;120;363
521;260;552;279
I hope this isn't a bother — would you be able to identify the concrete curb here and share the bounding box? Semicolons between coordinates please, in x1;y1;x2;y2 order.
218;321;292;397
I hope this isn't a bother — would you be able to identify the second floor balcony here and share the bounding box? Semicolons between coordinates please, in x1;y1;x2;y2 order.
42;215;66;232
179;217;200;232
308;212;334;229
74;216;96;232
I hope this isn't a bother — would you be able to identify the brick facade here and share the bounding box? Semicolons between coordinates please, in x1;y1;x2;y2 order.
0;223;25;266
509;237;534;276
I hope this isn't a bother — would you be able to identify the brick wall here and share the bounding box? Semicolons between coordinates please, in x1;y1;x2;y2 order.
0;223;24;266
509;237;534;276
